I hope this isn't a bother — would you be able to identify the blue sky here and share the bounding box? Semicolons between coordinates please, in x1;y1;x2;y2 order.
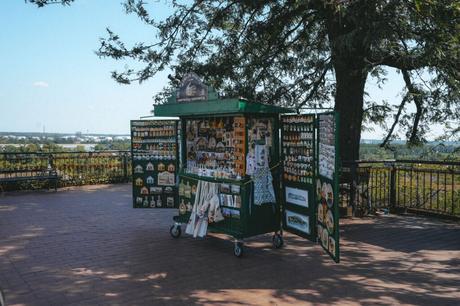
0;1;431;139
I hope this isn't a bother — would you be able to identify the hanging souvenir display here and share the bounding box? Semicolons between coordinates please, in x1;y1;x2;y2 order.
316;112;339;263
131;120;179;208
185;117;246;180
246;118;276;205
318;114;335;180
281;115;314;184
138;82;340;260
280;114;316;244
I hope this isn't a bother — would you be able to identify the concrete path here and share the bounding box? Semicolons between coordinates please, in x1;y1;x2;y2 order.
0;184;459;306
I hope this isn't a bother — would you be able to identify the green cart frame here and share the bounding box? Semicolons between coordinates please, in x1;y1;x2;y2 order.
154;99;290;257
131;75;340;261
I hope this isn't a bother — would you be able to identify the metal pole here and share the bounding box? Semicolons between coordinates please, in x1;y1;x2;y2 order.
123;152;128;182
350;162;357;216
390;164;396;212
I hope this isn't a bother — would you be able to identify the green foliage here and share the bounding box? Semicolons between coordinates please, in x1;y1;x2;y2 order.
98;0;460;154
26;0;74;7
30;0;460;159
360;143;460;161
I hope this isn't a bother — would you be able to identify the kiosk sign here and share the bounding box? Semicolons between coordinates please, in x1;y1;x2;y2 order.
176;73;208;102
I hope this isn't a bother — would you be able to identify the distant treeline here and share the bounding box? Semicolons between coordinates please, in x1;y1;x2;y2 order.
1;138;458;161
359;143;460;161
0;140;131;153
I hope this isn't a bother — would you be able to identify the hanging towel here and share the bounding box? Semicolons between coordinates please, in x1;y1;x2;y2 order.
253;167;276;205
185;180;220;238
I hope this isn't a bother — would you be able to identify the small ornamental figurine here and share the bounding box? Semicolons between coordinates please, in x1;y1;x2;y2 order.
167;163;175;172
156;195;162;207
140;187;149;195
158;163;166;172
146;162;154;171
184;182;192;198
167;197;174;208
146;176;154;185
134;165;143;173
179;199;187;214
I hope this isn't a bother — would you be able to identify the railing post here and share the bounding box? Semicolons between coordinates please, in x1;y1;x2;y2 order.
48;153;54;170
123;152;128;182
390;164;397;213
350;162;357;216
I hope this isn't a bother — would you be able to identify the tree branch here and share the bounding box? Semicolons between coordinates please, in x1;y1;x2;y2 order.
380;94;408;147
402;69;424;144
295;63;331;110
26;0;74;7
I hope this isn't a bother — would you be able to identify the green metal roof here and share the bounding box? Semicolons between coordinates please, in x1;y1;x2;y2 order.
153;98;294;117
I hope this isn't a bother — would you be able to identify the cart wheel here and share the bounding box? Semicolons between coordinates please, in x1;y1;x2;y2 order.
272;234;284;249
170;225;181;238
234;242;244;257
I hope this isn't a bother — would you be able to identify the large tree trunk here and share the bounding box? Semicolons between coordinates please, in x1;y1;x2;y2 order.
326;10;370;163
333;59;367;162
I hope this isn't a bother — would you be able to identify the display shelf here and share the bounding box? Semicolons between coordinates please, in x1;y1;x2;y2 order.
178;172;248;185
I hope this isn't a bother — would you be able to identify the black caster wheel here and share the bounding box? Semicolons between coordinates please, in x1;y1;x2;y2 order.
170;225;181;238
272;233;284;249
234;242;244;257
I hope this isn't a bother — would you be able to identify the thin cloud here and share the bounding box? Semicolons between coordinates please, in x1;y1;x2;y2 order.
33;81;49;88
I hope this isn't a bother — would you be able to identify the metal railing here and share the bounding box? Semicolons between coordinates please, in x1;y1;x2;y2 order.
341;160;460;218
1;150;458;217
0;151;131;190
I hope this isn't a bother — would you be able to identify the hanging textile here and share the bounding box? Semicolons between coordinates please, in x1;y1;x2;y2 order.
185;180;222;238
252;144;276;205
253;167;276;205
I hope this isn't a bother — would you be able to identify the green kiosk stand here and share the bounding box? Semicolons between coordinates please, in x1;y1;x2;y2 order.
131;73;340;262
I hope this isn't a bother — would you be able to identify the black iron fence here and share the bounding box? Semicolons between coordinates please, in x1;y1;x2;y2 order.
341;160;460;218
1;151;458;217
0;151;131;190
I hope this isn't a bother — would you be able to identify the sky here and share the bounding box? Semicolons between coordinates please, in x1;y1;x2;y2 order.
0;1;440;139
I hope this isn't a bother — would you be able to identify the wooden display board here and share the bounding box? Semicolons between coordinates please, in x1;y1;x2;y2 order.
131;120;179;208
316;112;340;263
281;114;316;241
281;112;340;263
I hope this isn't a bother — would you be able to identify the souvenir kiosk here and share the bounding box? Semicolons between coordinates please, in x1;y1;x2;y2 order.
131;74;340;262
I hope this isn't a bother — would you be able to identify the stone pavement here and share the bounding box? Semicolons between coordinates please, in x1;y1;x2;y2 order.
0;184;459;306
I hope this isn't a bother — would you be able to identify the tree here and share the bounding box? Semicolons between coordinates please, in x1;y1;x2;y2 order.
30;0;460;161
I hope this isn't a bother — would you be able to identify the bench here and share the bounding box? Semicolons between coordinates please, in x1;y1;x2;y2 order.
0;168;59;193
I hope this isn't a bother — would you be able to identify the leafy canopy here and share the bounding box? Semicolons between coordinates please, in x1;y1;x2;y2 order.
29;0;460;145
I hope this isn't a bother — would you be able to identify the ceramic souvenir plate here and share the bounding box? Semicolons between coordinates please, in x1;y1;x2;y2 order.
328;236;336;256
326;183;334;208
317;204;324;223
326;210;334;234
321;227;329;247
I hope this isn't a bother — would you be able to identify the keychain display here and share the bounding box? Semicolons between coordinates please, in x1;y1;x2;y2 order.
282;115;315;184
318;114;335;180
131;120;179;208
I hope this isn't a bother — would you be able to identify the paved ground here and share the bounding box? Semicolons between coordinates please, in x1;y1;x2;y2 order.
0;184;459;306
